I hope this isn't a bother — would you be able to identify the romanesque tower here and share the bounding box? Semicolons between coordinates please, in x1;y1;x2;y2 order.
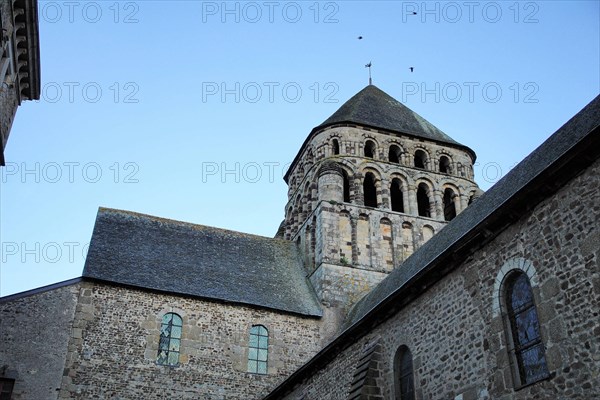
281;85;481;335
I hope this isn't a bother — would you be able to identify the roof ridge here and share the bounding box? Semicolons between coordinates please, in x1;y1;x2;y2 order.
284;84;476;182
97;207;288;242
314;85;466;147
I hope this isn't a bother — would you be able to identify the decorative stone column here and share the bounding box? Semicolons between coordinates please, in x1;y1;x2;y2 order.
317;162;344;204
407;184;417;216
432;189;443;219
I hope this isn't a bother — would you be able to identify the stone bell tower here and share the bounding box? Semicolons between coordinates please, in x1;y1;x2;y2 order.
281;85;481;330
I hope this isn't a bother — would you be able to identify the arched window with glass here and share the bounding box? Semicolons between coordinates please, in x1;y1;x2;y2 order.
394;345;415;400
248;325;269;374
157;312;182;366
504;271;549;386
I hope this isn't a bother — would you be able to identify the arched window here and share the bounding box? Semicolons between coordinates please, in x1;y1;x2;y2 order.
364;140;376;158
504;272;549;386
439;156;451;173
416;183;431;217
414;150;427;169
343;171;351;203
332;139;340;155
394;346;415;400
390;178;404;213
443;188;457;221
363;173;377;207
157;313;182;366
248;325;269;374
389;145;401;163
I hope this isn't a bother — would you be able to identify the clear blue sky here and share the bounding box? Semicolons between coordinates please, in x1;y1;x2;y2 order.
1;1;598;295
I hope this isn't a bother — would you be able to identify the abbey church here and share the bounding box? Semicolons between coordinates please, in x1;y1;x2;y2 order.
1;85;598;400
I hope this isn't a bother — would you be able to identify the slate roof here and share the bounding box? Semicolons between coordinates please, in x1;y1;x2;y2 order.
83;208;322;317
316;85;464;146
284;85;475;182
264;95;600;399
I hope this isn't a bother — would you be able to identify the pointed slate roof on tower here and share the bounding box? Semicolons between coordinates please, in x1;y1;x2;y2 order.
285;85;475;182
315;85;463;146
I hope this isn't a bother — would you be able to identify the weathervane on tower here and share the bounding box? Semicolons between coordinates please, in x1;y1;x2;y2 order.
365;61;372;85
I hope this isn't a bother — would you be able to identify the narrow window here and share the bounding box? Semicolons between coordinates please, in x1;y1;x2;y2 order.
389;145;401;163
416;183;431;217
505;272;549;386
439;156;451;173
157;313;182;366
248;325;269;374
363;173;377;207
394;346;415;400
332;139;340;155
414;150;427;169
364;140;376;158
390;179;404;213
443;188;457;221
343;171;351;203
0;378;15;400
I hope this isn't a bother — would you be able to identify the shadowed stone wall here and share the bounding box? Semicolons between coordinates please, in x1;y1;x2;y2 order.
0;283;80;400
281;155;600;399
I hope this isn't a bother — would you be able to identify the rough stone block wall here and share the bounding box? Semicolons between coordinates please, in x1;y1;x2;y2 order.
297;200;447;334
309;263;387;309
379;219;394;270
314;203;447;273
59;282;322;400
0;283;80;400
287;339;365;400
282;157;600;399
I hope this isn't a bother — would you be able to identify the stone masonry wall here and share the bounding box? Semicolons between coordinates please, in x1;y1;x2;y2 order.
59;282;322;400
281;156;600;399
299;199;446;320
314;202;447;273
284;126;479;240
0;282;80;400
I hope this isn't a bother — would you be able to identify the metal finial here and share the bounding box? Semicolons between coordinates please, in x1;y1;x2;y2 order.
365;62;372;85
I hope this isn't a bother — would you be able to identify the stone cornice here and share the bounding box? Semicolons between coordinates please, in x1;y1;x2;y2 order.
11;0;40;101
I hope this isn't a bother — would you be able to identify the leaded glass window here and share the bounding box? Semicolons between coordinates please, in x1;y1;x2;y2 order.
157;313;182;366
394;346;415;400
505;272;549;386
248;325;268;374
